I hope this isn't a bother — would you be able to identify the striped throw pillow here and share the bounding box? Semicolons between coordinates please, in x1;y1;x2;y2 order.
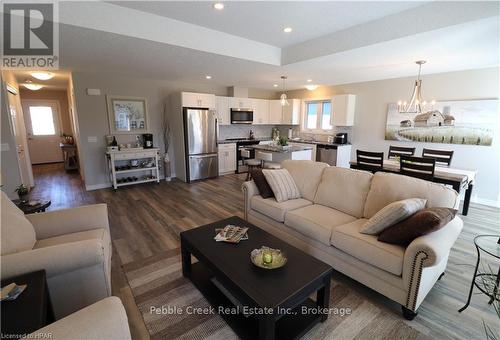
262;169;301;203
360;198;427;235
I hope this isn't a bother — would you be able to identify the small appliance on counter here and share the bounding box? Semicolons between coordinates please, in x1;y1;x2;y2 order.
142;133;153;148
334;133;348;144
288;128;293;139
249;129;255;140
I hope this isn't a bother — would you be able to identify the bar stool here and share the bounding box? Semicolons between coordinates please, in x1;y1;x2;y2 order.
258;151;281;170
241;149;261;181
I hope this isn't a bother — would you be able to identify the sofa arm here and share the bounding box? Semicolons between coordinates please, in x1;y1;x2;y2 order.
26;297;131;340
242;181;259;220
1;239;106;280
403;216;463;287
26;204;110;239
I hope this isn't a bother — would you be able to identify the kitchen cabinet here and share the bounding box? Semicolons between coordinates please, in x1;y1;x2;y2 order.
252;99;269;125
230;97;253;109
215;96;230;125
331;94;355;126
269;100;282;124
181;92;216;109
218;143;236;175
282;99;301;125
288;142;317;161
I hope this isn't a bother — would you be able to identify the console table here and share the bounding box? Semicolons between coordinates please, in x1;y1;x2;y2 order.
106;148;160;190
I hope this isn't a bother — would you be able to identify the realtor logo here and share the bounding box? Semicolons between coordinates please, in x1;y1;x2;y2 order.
2;2;59;69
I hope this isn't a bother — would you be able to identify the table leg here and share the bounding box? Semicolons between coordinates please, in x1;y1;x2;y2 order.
258;314;275;340
462;184;473;216
317;276;331;322
489;266;500;304
459;244;481;312
181;239;191;278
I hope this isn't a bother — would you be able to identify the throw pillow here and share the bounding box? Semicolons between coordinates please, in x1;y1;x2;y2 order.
262;168;301;203
250;168;274;199
360;198;427;235
378;207;457;246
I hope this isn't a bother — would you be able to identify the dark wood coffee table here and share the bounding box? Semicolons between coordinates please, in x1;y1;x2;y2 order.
181;216;333;340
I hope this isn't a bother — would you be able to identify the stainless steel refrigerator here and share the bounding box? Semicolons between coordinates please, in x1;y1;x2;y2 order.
183;108;218;182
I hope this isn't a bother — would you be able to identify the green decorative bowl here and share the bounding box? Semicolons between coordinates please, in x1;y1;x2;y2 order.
250;247;287;269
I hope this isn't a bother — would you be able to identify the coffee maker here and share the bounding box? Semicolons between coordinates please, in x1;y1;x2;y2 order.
334;133;348;144
142;134;153;148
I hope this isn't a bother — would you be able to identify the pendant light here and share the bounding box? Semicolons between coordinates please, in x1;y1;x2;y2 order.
280;76;289;106
398;61;435;113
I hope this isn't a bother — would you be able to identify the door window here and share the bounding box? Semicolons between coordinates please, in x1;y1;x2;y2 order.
29;106;56;135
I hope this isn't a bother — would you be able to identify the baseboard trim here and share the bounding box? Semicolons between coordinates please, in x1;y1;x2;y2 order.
85;174;170;191
468;197;500;208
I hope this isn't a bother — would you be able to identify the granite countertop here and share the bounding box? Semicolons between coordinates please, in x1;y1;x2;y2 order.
217;137;273;144
252;144;313;153
289;139;351;147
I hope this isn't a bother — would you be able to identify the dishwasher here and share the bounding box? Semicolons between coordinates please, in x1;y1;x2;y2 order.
316;145;338;166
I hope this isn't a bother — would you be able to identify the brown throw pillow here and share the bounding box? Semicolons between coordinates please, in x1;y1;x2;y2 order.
378;207;457;246
250;169;274;199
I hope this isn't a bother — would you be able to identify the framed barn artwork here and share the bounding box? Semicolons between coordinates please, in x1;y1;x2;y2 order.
385;99;498;146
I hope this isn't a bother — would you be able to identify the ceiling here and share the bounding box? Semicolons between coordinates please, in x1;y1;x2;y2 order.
110;1;427;47
13;71;71;91
5;1;498;91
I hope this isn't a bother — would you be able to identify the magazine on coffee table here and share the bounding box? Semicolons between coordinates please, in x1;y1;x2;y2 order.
214;225;248;243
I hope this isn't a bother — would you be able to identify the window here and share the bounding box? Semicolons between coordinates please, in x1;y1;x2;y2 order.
29;106;56;135
303;100;332;132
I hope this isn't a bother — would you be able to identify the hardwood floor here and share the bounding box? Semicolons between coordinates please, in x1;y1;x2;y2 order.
29;163;499;340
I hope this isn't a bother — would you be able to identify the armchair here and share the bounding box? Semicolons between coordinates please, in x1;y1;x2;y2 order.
1;192;112;318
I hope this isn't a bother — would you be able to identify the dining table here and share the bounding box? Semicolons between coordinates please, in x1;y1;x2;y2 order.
349;159;477;216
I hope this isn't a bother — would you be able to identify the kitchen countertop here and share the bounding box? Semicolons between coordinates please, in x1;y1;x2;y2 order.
289;139;351;147
218;137;273;144
252;144;313;153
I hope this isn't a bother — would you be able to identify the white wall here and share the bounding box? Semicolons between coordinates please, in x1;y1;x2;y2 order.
287;67;500;206
71;71;277;189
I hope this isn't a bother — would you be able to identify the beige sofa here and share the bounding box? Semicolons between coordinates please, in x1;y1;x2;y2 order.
242;160;463;319
1;191;112;318
26;297;131;340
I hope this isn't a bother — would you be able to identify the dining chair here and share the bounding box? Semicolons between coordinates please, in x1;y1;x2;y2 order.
356;150;384;173
388;145;416;159
400;155;436;181
422;148;454;166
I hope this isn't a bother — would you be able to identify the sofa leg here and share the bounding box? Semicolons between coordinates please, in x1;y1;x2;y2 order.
402;306;418;320
438;272;445;281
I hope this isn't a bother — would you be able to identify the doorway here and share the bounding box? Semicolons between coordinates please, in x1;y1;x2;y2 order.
21;100;64;164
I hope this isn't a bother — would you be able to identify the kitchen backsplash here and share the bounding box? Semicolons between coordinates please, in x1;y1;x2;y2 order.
277;126;353;143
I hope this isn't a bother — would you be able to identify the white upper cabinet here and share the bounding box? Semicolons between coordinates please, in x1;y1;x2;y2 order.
282;99;301;125
181;92;216;109
229;97;253;109
215;96;230;125
269;100;282;124
331;94;355;126
252;99;269;125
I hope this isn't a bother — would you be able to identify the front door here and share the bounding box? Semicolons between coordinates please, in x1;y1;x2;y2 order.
22;100;63;164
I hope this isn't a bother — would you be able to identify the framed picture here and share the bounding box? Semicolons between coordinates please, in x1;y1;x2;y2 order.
385;99;497;146
107;95;149;134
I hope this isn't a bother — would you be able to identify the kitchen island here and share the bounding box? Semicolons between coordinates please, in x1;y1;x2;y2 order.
252;144;313;163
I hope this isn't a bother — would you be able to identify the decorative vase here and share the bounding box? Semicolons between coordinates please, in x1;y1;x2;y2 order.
163;153;171;182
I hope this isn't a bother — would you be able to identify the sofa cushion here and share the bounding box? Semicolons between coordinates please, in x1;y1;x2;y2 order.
262;169;301;203
363;172;459;218
250;169;274;199
251;196;312;222
314;167;373;218
360;198;427;235
282;160;329;201
0;192;36;255
285;205;356;246
330;219;405;276
34;228;109;249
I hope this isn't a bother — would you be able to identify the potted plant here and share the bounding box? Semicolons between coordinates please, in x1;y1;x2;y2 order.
15;184;29;203
278;136;290;150
162;101;172;181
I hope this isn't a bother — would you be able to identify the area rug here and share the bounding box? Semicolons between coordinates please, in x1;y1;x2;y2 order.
123;248;422;340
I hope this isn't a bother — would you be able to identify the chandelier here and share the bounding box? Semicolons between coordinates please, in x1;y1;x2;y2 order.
280;76;289;106
398;60;435;113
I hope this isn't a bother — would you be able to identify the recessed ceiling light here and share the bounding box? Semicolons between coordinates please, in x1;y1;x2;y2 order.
31;71;54;80
305;84;318;91
206;75;212;79
283;27;292;33
307;79;312;83
23;81;43;90
213;3;224;10
273;84;278;87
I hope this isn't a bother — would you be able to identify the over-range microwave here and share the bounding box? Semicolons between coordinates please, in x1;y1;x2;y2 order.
230;108;253;124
